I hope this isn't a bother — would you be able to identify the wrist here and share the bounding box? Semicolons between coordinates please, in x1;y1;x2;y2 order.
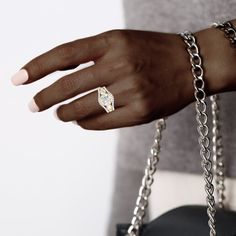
195;25;236;95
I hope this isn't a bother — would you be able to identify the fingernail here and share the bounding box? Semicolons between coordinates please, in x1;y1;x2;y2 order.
11;69;29;86
53;109;59;120
72;121;78;126
28;99;39;113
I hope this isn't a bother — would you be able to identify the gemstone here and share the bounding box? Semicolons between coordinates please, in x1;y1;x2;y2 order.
98;87;115;113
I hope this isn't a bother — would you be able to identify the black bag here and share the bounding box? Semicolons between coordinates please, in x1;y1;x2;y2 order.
117;206;236;236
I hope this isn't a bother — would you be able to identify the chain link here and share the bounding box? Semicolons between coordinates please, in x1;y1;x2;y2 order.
210;95;226;209
212;21;236;47
180;31;217;236
127;119;166;236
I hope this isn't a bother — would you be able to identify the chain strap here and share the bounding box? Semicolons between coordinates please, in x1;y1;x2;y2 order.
180;31;216;236
127;31;228;236
210;95;226;209
210;21;233;209
127;119;166;236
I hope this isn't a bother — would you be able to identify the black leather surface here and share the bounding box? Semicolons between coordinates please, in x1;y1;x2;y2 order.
117;205;236;236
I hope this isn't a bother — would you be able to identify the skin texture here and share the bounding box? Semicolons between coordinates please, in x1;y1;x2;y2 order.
17;22;236;130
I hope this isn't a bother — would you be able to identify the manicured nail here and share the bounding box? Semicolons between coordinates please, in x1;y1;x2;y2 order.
53;109;59;120
72;121;78;126
11;69;29;86
28;99;39;113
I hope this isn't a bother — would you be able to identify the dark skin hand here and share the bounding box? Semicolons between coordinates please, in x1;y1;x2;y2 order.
11;20;236;130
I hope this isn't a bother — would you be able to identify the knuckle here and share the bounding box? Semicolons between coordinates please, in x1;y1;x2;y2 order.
102;29;129;46
129;76;143;94
55;42;76;61
80;41;90;53
96;32;111;49
29;57;45;76
72;102;81;117
107;29;127;39
121;56;146;74
132;98;153;121
59;76;79;96
85;69;95;81
72;101;88;120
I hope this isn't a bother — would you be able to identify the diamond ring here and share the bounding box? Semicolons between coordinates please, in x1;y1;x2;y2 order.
97;86;115;113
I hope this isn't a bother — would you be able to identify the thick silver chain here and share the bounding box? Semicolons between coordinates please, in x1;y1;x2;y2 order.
212;21;236;47
210;21;233;209
180;31;217;235
127;119;166;236
211;21;232;208
126;31;227;236
210;95;226;209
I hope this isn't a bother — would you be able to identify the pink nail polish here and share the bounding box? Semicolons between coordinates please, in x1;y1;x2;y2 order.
28;99;39;113
53;109;60;120
72;121;78;126
11;69;29;86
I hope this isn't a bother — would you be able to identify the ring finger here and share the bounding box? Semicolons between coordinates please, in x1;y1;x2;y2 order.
55;82;130;122
31;60;126;112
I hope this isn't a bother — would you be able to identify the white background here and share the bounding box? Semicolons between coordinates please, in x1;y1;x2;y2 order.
0;1;124;235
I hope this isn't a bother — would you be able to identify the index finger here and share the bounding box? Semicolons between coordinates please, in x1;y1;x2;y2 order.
11;34;109;85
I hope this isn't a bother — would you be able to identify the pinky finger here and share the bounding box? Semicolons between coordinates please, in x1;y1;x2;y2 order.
75;106;139;130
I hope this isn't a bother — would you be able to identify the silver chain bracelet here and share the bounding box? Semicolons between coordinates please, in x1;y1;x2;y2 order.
212;21;236;47
127;31;226;236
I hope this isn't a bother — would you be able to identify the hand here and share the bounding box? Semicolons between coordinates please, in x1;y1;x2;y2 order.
11;28;234;130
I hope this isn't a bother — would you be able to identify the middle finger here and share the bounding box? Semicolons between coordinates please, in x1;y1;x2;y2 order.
55;83;126;122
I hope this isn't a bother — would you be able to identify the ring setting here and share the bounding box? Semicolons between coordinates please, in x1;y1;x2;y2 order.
98;86;115;113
